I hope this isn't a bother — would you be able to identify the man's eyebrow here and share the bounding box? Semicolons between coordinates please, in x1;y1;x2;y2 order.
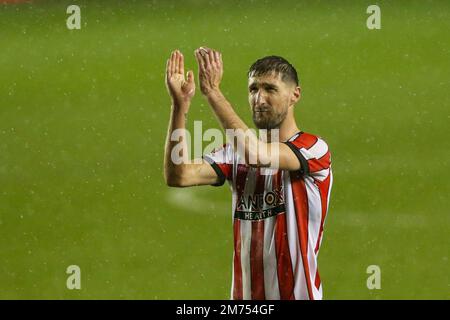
264;83;278;89
248;82;278;88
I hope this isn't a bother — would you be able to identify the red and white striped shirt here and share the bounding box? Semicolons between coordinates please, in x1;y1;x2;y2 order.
203;131;333;300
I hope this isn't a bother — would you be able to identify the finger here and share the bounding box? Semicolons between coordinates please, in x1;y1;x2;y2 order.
186;70;194;84
166;59;171;78
199;46;209;55
174;50;180;74
179;51;184;75
214;51;220;65
208;49;215;67
170;51;176;75
203;47;217;67
201;48;211;68
198;47;210;66
176;50;182;75
168;52;175;77
218;52;223;70
211;50;220;67
195;49;205;72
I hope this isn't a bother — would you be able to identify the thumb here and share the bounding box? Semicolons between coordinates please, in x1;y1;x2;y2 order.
186;70;194;83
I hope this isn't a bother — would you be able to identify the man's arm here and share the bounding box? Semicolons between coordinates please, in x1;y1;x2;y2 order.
163;50;220;187
194;47;302;171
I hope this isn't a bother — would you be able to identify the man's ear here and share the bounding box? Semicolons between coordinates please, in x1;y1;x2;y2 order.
290;85;301;105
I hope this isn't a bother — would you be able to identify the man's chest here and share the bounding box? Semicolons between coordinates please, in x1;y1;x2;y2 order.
233;166;286;220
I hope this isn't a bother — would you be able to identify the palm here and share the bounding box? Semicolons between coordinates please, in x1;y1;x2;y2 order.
165;50;195;104
168;73;195;100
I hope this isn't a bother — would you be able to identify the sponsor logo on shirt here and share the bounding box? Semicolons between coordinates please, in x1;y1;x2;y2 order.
234;185;285;220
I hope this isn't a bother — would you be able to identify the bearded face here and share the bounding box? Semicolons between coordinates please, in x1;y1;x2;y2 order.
252;103;288;130
248;72;294;130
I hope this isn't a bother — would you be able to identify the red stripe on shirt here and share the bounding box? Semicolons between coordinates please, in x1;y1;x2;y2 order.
275;213;295;300
218;163;232;180
313;173;331;290
232;164;249;300
290;173;314;300
250;220;265;299
314;174;331;254
291;133;318;150
250;169;266;300
308;151;331;173
273;171;295;300
314;269;321;290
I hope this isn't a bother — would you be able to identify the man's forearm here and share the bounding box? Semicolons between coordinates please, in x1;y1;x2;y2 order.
164;103;189;184
206;90;248;131
206;90;271;166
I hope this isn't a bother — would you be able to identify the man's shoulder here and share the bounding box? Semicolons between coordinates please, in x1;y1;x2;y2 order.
290;131;329;149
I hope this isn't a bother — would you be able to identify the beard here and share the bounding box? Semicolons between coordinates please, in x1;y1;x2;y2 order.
252;107;288;130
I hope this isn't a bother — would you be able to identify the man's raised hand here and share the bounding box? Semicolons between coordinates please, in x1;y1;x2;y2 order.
194;47;223;96
165;50;195;108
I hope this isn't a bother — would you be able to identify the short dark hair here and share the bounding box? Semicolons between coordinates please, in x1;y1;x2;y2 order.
248;56;299;85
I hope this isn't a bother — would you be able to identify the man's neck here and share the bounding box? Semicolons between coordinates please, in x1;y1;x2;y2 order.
269;115;300;143
262;128;300;143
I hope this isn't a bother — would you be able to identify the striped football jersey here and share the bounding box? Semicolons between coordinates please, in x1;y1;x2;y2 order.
203;131;333;300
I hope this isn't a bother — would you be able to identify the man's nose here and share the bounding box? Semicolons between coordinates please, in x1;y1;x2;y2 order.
255;90;266;105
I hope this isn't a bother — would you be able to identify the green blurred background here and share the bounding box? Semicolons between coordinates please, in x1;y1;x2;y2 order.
0;0;449;299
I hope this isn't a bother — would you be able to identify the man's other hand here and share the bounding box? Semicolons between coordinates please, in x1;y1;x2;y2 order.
194;46;223;96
